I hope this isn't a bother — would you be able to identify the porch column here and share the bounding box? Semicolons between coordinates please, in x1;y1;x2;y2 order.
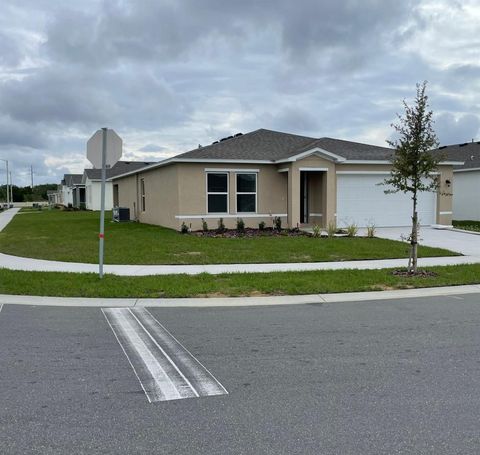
287;166;300;228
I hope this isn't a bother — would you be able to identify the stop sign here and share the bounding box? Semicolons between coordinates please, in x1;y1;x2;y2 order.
87;128;123;168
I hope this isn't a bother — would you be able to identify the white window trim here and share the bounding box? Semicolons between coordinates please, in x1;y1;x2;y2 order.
235;172;257;214
206;172;229;214
140;178;146;212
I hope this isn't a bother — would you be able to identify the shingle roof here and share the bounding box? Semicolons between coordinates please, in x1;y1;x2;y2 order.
62;174;83;187
111;129;464;180
84;161;155;180
434;142;480;170
176;129;316;161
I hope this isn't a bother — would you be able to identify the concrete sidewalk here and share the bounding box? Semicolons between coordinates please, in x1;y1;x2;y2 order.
1;284;480;307
0;208;479;276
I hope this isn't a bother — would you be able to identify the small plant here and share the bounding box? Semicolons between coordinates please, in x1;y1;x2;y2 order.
79;203;86;211
236;218;245;233
274;216;282;231
327;220;336;238
180;222;189;234
366;223;376;238
217;217;226;233
312;224;321;238
201;218;208;232
346;223;358;237
258;221;266;231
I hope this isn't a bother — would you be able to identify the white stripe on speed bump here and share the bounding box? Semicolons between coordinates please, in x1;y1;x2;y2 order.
102;308;228;403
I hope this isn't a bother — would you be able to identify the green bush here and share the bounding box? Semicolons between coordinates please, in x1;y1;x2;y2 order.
274;216;282;231
180;222;189;234
312;224;321;238
217;217;226;233
258;221;266;231
201;218;208;232
236;218;245;232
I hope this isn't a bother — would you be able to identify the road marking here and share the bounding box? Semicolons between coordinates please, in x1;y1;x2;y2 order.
0;304;3;314
102;308;228;403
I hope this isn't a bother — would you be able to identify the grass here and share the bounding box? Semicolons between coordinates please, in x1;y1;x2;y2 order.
0;210;457;265
0;265;479;298
453;220;480;233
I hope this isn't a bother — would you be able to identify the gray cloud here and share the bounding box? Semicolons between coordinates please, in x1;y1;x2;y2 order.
1;0;479;185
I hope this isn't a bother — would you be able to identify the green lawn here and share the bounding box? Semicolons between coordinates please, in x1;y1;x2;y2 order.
453;220;480;233
0;265;479;298
0;209;457;265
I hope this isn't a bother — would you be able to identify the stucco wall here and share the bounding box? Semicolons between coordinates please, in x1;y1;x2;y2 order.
453;170;480;221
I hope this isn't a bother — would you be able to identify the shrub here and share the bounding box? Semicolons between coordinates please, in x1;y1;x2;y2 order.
274;216;282;231
236;218;245;232
217;217;226;233
79;203;86;211
312;224;321;238
201;218;208;232
346;223;358;237
258;221;266;231
366;223;376;238
180;222;189;234
327;220;336;238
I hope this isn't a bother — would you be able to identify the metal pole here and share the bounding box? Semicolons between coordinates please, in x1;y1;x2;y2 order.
5;160;9;207
9;171;13;205
98;127;107;278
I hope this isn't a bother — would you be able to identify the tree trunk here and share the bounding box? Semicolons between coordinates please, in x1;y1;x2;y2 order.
410;194;418;274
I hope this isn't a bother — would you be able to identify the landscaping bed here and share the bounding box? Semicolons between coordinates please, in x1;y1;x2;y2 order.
453;220;480;233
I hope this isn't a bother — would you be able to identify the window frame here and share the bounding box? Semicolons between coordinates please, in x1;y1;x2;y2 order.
140;178;146;212
206;172;229;214
235;172;257;214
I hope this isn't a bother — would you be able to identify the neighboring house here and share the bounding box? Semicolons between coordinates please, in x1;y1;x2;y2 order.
439;141;480;221
59;174;84;207
47;189;62;205
111;129;463;230
83;161;154;211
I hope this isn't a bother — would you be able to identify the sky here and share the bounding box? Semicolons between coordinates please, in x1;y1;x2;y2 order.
1;0;480;186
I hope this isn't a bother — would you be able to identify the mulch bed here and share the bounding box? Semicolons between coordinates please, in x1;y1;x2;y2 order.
392;269;438;278
191;227;309;238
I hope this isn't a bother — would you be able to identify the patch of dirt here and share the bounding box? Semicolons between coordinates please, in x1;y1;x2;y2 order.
392;269;438;278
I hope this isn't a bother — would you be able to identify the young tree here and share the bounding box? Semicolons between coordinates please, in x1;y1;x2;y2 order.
384;81;441;273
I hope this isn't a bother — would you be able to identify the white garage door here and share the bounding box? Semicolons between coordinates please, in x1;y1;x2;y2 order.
336;174;436;227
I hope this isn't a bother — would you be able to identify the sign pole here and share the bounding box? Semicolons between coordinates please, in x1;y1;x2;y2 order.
98;127;107;278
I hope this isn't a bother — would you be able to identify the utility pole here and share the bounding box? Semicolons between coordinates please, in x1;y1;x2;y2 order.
30;165;34;189
9;171;13;205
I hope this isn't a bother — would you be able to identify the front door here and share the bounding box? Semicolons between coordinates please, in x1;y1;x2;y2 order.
300;171;309;224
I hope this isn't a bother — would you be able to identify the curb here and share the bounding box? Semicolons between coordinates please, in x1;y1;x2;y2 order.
1;284;480;308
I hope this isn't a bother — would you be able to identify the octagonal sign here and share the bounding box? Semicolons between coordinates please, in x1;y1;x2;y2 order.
87;128;123;169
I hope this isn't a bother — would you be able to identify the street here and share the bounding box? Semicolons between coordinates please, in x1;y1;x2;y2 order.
1;294;480;454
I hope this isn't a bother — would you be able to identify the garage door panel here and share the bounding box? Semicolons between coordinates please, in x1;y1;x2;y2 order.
337;174;436;227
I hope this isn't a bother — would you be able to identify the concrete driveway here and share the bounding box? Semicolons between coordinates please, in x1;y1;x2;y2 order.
368;226;480;256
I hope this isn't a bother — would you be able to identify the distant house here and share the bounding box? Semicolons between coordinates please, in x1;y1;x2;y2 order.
110;128;462;230
83;161;154;211
439;141;480;221
59;174;84;207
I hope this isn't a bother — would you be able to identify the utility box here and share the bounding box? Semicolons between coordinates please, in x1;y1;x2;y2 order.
112;207;130;222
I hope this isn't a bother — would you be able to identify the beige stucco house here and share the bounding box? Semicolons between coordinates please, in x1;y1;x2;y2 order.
111;129;462;230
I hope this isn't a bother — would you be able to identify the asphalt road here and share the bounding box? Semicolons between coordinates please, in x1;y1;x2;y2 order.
1;294;480;454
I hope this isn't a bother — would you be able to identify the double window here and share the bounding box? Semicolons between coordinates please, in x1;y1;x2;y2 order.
206;172;257;214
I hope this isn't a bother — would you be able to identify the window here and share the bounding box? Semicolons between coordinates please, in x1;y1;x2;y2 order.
140;178;145;211
236;173;257;213
207;173;228;213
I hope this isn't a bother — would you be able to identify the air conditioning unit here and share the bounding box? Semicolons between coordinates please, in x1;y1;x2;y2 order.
113;207;130;222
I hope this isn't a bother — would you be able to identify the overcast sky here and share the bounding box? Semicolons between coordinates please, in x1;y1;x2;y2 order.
1;0;480;185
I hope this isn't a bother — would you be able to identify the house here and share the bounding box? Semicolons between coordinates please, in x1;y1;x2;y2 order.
110;129;462;230
59;174;84;207
439;141;480;221
83;161;154;211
